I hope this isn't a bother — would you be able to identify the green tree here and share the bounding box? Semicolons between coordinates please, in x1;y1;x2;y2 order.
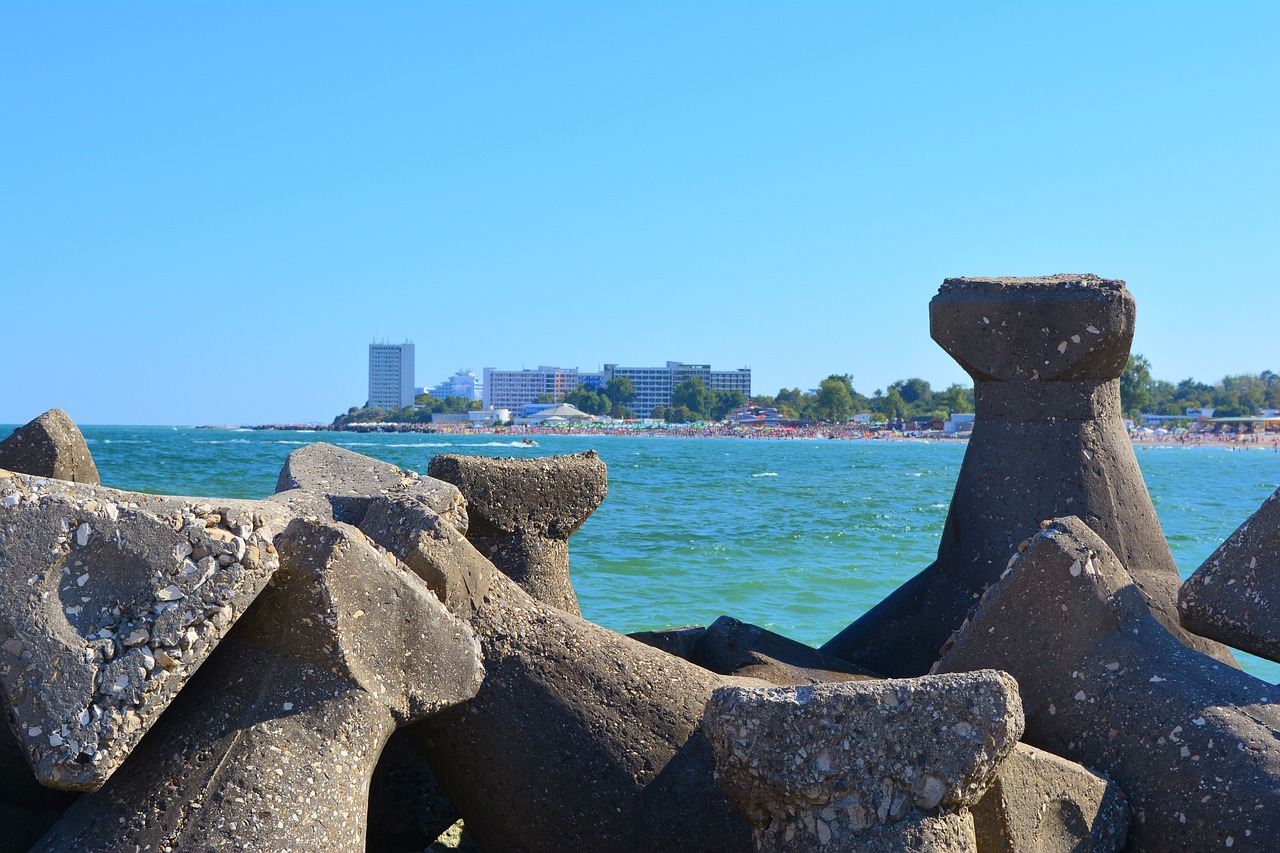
668;405;694;423
711;389;747;421
877;387;908;421
650;405;667;422
814;376;855;423
890;378;933;408
604;377;637;407
564;388;610;415
1120;354;1154;416
672;377;714;419
533;392;557;404
934;383;974;415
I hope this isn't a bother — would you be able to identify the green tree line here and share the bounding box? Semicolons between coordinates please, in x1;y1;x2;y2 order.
1120;356;1280;419
750;375;975;424
332;393;482;426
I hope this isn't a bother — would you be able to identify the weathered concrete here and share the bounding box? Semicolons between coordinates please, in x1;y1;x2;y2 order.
0;470;288;790
1180;485;1280;662
824;275;1234;675
688;616;879;684
936;516;1280;852
427;451;607;616
274;441;467;532
361;494;758;853
0;409;100;485
34;517;483;852
702;671;1023;852
972;742;1130;853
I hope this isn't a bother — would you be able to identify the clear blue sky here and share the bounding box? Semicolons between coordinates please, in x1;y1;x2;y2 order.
2;2;1276;425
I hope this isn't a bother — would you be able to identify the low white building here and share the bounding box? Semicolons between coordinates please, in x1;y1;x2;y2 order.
944;413;975;435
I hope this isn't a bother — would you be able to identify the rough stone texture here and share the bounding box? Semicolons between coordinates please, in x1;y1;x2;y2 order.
702;671;1023;852
361;495;757;853
34;517;483;852
972;742;1131;853
427;451;607;615
0;470;288;790
935;516;1280;852
688;616;879;684
824;275;1234;676
274;441;467;532
1179;486;1280;662
0;409;100;485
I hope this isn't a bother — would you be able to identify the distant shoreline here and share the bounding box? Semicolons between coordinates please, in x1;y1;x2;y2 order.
216;423;1280;450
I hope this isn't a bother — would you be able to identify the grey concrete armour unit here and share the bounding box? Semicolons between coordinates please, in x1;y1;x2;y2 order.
936;517;1280;852
1179;485;1280;661
0;409;100;486
823;275;1235;675
703;672;1023;852
34;518;483;852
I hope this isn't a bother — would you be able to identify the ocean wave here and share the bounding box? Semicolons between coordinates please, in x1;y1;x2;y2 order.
338;441;454;448
751;472;779;478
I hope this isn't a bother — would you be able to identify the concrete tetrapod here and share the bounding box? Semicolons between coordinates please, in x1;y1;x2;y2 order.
427;451;608;615
274;441;468;532
824;275;1234;676
360;494;758;852
0;409;100;486
34;517;484;852
0;470;289;790
1180;486;1280;662
935;516;1280;852
971;742;1131;853
701;671;1024;852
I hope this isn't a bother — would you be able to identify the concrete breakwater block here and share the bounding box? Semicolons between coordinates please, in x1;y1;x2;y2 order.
702;671;1023;852
0;470;289;790
427;451;608;616
0;409;100;486
972;742;1130;853
824;275;1234;676
676;615;878;684
361;495;756;852
274;441;468;532
33;517;483;852
936;516;1280;851
1180;486;1280;662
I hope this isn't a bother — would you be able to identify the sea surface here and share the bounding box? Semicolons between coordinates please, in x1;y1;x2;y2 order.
26;425;1280;681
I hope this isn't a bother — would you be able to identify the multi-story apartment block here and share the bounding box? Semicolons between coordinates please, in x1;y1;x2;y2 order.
482;366;583;412
431;369;481;401
368;342;415;410
601;362;752;417
481;361;751;418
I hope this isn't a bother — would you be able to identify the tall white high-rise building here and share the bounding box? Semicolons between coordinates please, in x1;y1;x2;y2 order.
431;369;482;402
368;342;415;410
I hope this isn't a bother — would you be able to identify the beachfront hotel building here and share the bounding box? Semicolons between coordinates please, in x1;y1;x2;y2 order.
430;369;482;401
601;362;751;417
483;366;585;413
482;361;751;417
368;341;416;410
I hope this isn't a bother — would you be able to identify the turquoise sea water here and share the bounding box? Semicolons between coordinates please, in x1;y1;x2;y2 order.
24;425;1280;681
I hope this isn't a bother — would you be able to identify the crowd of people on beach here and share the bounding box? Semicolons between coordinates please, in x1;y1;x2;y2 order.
257;419;1279;448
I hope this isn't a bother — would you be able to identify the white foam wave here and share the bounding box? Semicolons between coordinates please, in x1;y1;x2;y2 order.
751;472;779;478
